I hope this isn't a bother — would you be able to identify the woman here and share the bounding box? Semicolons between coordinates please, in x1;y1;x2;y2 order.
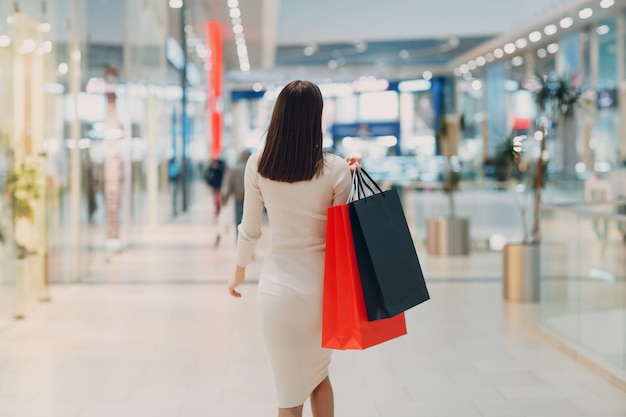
228;80;359;417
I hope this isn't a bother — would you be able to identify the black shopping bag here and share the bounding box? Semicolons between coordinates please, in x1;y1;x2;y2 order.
349;169;429;321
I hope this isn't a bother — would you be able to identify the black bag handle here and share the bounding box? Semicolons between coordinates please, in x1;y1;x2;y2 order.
355;168;383;197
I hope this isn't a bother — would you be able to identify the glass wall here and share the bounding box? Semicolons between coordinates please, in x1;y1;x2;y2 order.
541;202;626;370
0;0;174;318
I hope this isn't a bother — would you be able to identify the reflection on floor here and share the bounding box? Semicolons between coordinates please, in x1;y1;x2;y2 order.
0;187;625;417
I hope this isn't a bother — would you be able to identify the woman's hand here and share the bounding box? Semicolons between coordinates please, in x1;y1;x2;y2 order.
345;155;362;173
228;266;246;298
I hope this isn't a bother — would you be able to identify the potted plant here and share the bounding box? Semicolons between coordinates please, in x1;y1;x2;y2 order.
426;114;470;256
500;72;582;302
6;159;41;259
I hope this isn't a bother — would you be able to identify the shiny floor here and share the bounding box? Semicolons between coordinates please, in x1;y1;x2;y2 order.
0;188;625;417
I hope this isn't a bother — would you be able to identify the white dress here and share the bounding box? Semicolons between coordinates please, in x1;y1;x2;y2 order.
236;151;352;408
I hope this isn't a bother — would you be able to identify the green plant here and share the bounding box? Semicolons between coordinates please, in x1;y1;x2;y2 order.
436;115;461;218
500;72;582;245
6;160;41;220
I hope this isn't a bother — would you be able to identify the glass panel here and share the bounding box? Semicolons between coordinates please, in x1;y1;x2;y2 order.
540;208;581;342
540;202;626;370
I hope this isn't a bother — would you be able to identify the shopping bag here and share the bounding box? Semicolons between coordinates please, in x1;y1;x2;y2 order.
349;169;430;321
322;202;407;350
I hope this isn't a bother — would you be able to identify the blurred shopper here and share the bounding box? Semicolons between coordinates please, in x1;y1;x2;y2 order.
222;149;252;240
228;80;359;417
204;157;226;217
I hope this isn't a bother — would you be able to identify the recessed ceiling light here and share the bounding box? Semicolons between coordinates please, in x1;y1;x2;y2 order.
560;17;573;28
476;56;487;66
529;31;542;42
511;56;524;67
597;25;610;36
504;43;516;54
493;48;504;58
515;38;528;49
579;8;593;19
537;48;547;58
547;43;559;54
600;0;614;8
398;49;409;59
544;24;558;36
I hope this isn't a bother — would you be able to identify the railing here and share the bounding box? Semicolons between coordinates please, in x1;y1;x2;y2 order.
540;200;626;371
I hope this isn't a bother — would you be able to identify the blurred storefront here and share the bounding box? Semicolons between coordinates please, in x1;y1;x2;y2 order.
0;0;211;318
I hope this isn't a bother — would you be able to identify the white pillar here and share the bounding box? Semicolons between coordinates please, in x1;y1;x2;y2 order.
69;0;82;282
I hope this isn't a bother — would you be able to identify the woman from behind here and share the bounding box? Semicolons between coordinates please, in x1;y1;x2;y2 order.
228;80;358;417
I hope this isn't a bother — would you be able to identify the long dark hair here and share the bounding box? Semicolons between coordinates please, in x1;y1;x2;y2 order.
258;80;324;182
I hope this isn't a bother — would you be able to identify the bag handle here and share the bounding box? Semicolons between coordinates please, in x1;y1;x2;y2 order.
348;168;384;202
358;168;383;194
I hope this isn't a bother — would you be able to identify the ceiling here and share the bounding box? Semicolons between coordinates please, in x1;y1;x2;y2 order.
198;0;584;86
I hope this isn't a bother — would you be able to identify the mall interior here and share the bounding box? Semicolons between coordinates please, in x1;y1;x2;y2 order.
0;0;625;416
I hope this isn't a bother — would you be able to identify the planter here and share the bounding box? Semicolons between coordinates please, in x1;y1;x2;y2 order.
503;243;540;302
426;216;470;256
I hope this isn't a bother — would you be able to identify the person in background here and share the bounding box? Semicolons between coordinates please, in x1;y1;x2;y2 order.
228;80;360;417
204;157;226;217
222;148;252;240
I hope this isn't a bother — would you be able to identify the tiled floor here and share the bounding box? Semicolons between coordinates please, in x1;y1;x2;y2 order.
0;189;625;417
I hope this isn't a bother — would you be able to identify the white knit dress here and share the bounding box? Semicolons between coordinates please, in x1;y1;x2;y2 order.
236;151;352;408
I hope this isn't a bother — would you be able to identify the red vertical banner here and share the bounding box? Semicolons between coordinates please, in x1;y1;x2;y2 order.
206;21;223;159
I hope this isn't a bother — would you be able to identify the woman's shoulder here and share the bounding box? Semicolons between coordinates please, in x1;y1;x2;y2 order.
324;152;349;169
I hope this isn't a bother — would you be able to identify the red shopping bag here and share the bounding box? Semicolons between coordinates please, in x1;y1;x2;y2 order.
322;203;407;350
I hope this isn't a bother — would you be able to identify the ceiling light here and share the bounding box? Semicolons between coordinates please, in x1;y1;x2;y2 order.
304;46;316;56
529;31;542;42
504;43;516;54
547;43;559;54
515;38;528;48
493;48;504;58
597;25;610;36
58;62;68;74
476;56;487;66
485;53;495;62
560;17;573;28
600;0;614;8
398;49;409;59
232;24;243;34
227;0;239;7
544;24;558;36
0;35;10;47
422;70;432;80
467;60;477;70
459;64;469;73
229;8;241;18
537;48;547;58
471;80;482;91
328;60;338;69
169;0;183;8
453;67;462;77
38;22;51;32
578;8;593;19
511;56;524;67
